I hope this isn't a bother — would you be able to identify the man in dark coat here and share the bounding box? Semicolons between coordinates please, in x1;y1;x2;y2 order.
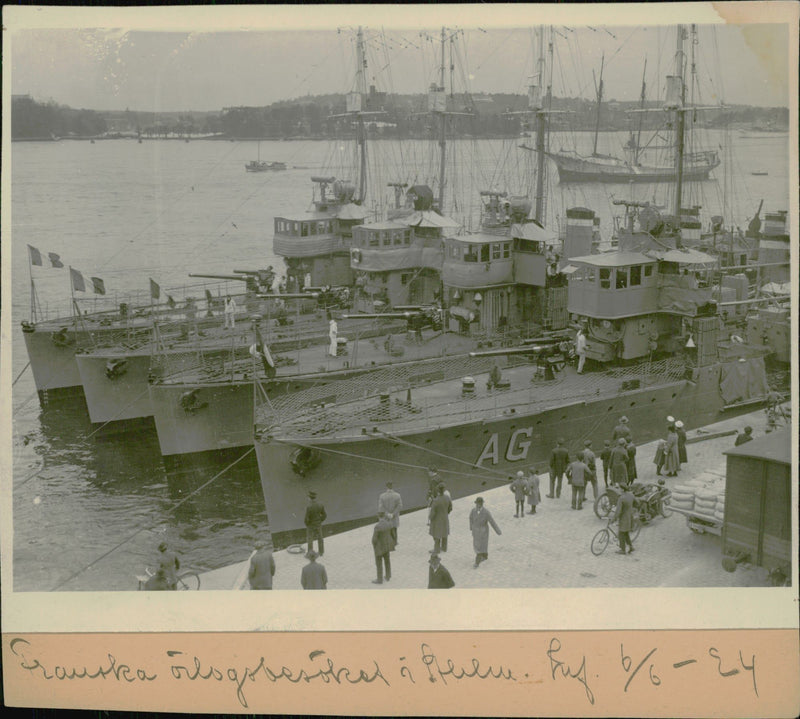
428;484;452;553
378;481;403;545
469;497;502;567
371;512;396;584
608;438;629;487
548;438;570;498
427;553;455;589
566;453;592;510
304;491;327;556
611;486;635;555
599;440;612;487
581;440;598;500
626;440;638;481
301;550;327;589
248;541;276;590
734;426;754;446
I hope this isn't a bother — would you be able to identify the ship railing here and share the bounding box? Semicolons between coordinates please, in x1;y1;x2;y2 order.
259;357;689;440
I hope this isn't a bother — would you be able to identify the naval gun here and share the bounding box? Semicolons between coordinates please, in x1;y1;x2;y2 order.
188;267;276;294
341;305;444;332
470;334;575;380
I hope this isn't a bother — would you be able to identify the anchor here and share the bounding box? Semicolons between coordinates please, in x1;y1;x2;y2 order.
105;358;128;380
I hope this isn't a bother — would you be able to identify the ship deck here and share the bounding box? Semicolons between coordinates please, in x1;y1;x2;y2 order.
155;328;481;386
258;357;689;442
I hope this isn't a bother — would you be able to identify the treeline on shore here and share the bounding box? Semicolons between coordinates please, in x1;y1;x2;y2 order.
11;92;789;141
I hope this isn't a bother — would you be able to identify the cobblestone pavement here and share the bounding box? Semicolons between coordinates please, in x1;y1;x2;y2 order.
202;407;787;590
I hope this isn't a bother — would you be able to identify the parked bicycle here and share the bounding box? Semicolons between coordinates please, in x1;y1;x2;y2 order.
594;481;672;523
590;515;642;556
137;567;201;590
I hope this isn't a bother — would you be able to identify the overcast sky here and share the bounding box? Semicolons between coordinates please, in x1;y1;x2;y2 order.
6;5;793;112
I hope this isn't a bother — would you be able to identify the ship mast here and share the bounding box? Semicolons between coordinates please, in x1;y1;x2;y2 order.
591;54;605;157
532;26;551;224
671;24;687;223
633;59;647;165
355;26;368;204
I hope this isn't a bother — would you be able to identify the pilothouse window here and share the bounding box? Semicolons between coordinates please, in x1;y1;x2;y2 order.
630;265;642;286
616;268;628;289
480;245;490;262
599;268;611;289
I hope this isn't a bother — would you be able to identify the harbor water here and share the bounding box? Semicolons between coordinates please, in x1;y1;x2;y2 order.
9;133;790;591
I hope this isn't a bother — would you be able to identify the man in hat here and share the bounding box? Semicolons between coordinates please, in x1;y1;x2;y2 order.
469;497;501;568
426;466;441;506
675;420;688;465
428;484;451;553
156;541;180;590
301;550;327;590
378;481;403;545
734;426;754;446
581;440;598;500
612;416;632;443
608;438;630;487
548;438;570;499
526;466;541;514
248;541;276;590
599;439;612;488
510;471;529;518
611;484;635;555
304;491;327;556
371;512;395;584
428;553;455;589
566;452;592;510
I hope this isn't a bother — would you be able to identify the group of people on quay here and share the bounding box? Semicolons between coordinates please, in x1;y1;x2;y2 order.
142;409;777;590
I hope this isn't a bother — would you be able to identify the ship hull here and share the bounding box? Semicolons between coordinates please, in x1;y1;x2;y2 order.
550;154;719;184
255;363;734;542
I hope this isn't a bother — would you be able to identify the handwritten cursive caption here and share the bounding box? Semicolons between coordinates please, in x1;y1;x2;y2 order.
7;635;763;709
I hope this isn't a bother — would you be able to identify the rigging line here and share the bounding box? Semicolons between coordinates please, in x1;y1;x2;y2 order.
269;434;508;484
12;361;31;386
376;428;514;481
51;446;255;591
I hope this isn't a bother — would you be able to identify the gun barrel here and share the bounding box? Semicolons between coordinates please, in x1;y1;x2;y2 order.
469;344;550;358
188;273;248;281
340;313;412;320
256;293;319;299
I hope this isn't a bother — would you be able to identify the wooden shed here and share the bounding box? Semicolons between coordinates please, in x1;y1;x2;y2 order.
721;428;792;573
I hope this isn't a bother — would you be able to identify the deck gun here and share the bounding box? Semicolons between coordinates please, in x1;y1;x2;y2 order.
470;334;575;380
341;305;444;332
188;268;276;294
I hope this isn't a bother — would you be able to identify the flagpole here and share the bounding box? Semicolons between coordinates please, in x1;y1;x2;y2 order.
28;252;36;323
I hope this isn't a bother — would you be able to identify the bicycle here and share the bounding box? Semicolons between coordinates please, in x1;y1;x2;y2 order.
137;568;201;590
590;516;642;556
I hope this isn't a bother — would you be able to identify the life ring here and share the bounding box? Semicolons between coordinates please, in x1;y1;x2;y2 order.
351;248;362;264
286;544;306;555
546;263;558;277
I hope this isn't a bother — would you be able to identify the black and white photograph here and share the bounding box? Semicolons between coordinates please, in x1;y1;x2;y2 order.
2;2;796;640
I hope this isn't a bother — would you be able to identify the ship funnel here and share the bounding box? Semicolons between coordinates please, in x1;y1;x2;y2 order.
563;207;596;259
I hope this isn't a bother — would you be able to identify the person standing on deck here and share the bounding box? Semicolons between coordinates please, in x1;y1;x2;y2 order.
428;484;452;553
675;420;688;465
599;440;612;488
526;466;541;515
224;295;237;329
304;491;327;556
612;416;632;443
469;497;501;568
548;438;570;499
248;541;276;590
608;438;630;487
575;327;587;374
427;553;455;589
328;318;338;356
378;481;402;545
581;440;598;500
301;550;327;590
371;512;395;584
510;471;528;518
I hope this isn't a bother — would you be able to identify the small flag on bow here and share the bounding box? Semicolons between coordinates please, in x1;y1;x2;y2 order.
90;277;106;295
149;278;160;300
48;252;64;268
